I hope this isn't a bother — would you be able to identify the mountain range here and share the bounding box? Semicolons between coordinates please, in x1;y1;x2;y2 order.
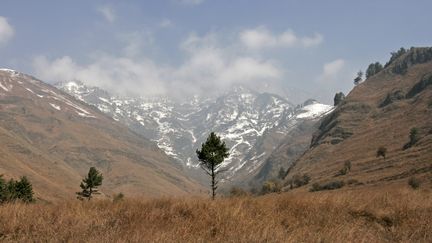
56;81;333;187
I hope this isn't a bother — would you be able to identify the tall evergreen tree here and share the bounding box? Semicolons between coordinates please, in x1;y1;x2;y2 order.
77;167;103;201
196;132;230;200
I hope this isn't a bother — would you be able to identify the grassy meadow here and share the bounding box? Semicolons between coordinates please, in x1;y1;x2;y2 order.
0;186;431;242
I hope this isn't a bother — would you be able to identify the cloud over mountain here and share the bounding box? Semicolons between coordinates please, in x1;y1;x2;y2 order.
0;16;14;46
32;31;284;99
240;26;323;50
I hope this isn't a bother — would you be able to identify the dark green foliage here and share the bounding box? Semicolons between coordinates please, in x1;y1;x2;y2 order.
278;167;286;180
336;161;352;176
337;168;348;176
403;128;419;150
406;73;432;98
408;177;421;189
0;175;5;203
287;174;311;189
261;180;282;194
333;92;345;106
354;70;363;85
14;177;34;203
113;192;124;203
196;132;230;200
385;47;407;68
379;90;405;107
77;167;103;201
0;175;34;203
391;47;432;74
344;161;352;171
310;180;345;192
376;147;387;159
346;179;360;185
366;62;383;79
229;187;249;197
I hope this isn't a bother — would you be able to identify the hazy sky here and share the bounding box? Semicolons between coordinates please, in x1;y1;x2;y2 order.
0;0;431;104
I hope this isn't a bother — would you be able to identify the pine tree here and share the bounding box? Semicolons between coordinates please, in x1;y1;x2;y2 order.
77;167;103;201
333;92;345;106
14;176;34;203
366;62;383;78
0;176;34;203
354;70;363;85
196;132;230;200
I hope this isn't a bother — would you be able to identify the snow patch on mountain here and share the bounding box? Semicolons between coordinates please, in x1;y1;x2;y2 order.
49;103;61;110
296;102;333;119
56;81;333;181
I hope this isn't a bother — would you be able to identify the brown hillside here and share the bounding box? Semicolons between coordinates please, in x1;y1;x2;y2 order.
0;69;202;201
285;48;432;189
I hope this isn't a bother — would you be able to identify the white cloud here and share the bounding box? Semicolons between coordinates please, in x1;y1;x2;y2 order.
97;5;116;23
0;16;14;46
159;19;173;28
119;31;154;57
323;59;345;76
33;55;167;97
240;26;323;50
176;0;204;5
32;32;283;99
317;59;346;83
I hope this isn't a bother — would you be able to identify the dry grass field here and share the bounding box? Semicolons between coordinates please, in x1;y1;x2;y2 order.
1;186;431;242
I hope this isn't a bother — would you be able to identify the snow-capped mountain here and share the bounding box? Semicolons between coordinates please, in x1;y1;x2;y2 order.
56;81;333;183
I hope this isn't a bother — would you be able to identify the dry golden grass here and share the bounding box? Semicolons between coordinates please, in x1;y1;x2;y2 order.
1;187;431;243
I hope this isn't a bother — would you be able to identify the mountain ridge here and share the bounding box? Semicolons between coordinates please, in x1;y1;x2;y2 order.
0;69;203;201
56;79;333;186
284;47;432;189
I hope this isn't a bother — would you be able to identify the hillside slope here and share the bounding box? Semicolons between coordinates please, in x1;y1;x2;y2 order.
285;47;432;188
0;69;202;201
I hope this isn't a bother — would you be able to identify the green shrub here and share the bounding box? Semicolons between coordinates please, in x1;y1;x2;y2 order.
366;62;383;78
346;179;360;185
408;177;421;189
385;47;407;68
113;192;125;203
376;147;387;159
333;92;345;106
403;127;419;150
286;174;311;189
336;161;352;176
261;180;282;194
229;187;249;197
310;180;345;192
0;175;34;204
390;47;432;74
